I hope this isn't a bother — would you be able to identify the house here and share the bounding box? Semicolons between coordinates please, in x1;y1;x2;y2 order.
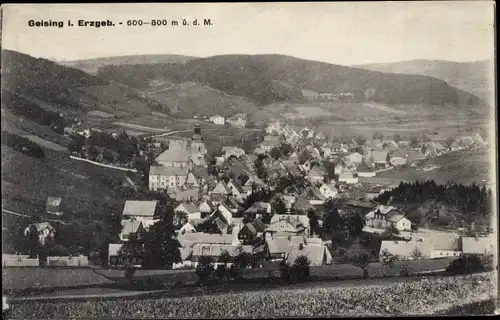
245;202;272;215
319;183;338;199
24;222;56;245
238;219;266;244
266;121;283;135
330;142;348;154
389;150;407;166
305;187;327;205
292;195;314;214
260;135;281;151
191;244;253;267
198;199;214;217
449;140;462;152
473;133;487;147
223;196;241;214
368;150;389;168
346;152;363;165
264;218;304;240
338;168;358;184
227;114;247;128
216;203;233;225
365;205;411;232
227;180;246;201
119;219;146;241
413;233;462;258
46;197;63;216
209;115;225;125
382;140;399;150
264;236;306;261
177;220;199;234
406;150;427;164
173;233;240;269
149;166;189;191
270;214;309;234
175;203;202;220
122;200;159;222
186;167;209;188
170;188;200;202
306;166;324;185
356;162;377;177
288;151;299;163
285;240;333;266
462;235;496;255
379;240;433;260
210;180;231;195
108;244;124;267
222;146;246;159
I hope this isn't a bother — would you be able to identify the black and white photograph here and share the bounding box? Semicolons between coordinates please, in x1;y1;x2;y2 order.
1;2;498;318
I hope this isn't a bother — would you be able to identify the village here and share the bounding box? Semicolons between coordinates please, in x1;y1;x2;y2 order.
6;118;494;275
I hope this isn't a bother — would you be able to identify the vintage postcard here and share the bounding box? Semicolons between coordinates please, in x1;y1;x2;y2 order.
1;2;498;318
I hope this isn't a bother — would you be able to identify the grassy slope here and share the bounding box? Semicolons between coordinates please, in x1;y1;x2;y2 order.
354;59;493;102
1;145;129;219
97;54;484;108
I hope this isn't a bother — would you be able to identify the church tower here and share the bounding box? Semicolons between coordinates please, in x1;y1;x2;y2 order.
190;124;207;165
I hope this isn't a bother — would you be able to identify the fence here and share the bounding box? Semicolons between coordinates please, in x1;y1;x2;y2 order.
46;255;89;267
2;255;39;267
69;155;138;172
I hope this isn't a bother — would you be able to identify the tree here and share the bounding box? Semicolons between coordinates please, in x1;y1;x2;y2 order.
410;247;424;260
393;134;402;143
307;210;319;237
298;149;313;164
293;254;311;280
347;248;373;278
354;136;366;146
386;224;400;237
409;137;420;149
373;131;384;141
215;250;231;280
231;248;251;279
269;147;282;160
379;249;398;275
196;255;215;283
117;238;144;279
173;211;188;230
444;136;455;149
102;149;115;163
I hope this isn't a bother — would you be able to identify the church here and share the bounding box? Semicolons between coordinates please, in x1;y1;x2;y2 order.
154;124;207;169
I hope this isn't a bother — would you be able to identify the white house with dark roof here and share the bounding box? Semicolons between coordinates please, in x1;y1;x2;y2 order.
365;205;411;232
209;115;225;125
319;183;338;199
226;179;246;201
149;166;189;191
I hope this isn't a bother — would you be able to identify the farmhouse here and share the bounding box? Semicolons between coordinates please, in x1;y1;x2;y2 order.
222;146;246;159
368;150;389;168
365;205;411;232
24;222;56;245
389;150;407;166
346;152;363;165
338;168;358;184
265;236;306;261
227;114;247;127
210;180;231;195
119;219;146;241
285;240;333;266
356;162;377;177
209;115;225;125
122;200;158;222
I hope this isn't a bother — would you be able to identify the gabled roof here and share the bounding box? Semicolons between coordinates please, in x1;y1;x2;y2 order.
120;219;143;236
30;222;55;232
286;244;332;266
370;150;388;163
177;233;235;247
252;219;266;233
306;187;327;201
266;236;305;254
228;180;245;194
357;162;376;172
173;188;200;202
265;220;299;233
150;166;188;176
307;166;324;177
122;200;158;217
390;149;406;159
245;202;271;214
386;211;407;223
192;244;252;258
176;203;200;214
293;195;313;212
155;149;191;163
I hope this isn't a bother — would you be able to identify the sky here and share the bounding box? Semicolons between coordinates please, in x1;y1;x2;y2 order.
1;2;495;65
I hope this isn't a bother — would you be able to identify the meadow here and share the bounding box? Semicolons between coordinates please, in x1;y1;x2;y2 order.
5;273;495;318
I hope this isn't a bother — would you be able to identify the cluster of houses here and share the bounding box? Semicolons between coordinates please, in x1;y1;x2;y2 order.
207;114;247;128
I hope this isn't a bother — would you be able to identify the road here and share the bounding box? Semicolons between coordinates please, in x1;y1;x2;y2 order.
2;208;68;225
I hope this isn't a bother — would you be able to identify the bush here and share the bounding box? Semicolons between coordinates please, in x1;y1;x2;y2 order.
293;255;311;280
195;256;215;283
446;254;493;275
124;267;136;280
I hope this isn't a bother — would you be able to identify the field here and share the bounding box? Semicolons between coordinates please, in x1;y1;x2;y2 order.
20;135;67;152
373;150;492;186
5;273;496;318
144;81;260;119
